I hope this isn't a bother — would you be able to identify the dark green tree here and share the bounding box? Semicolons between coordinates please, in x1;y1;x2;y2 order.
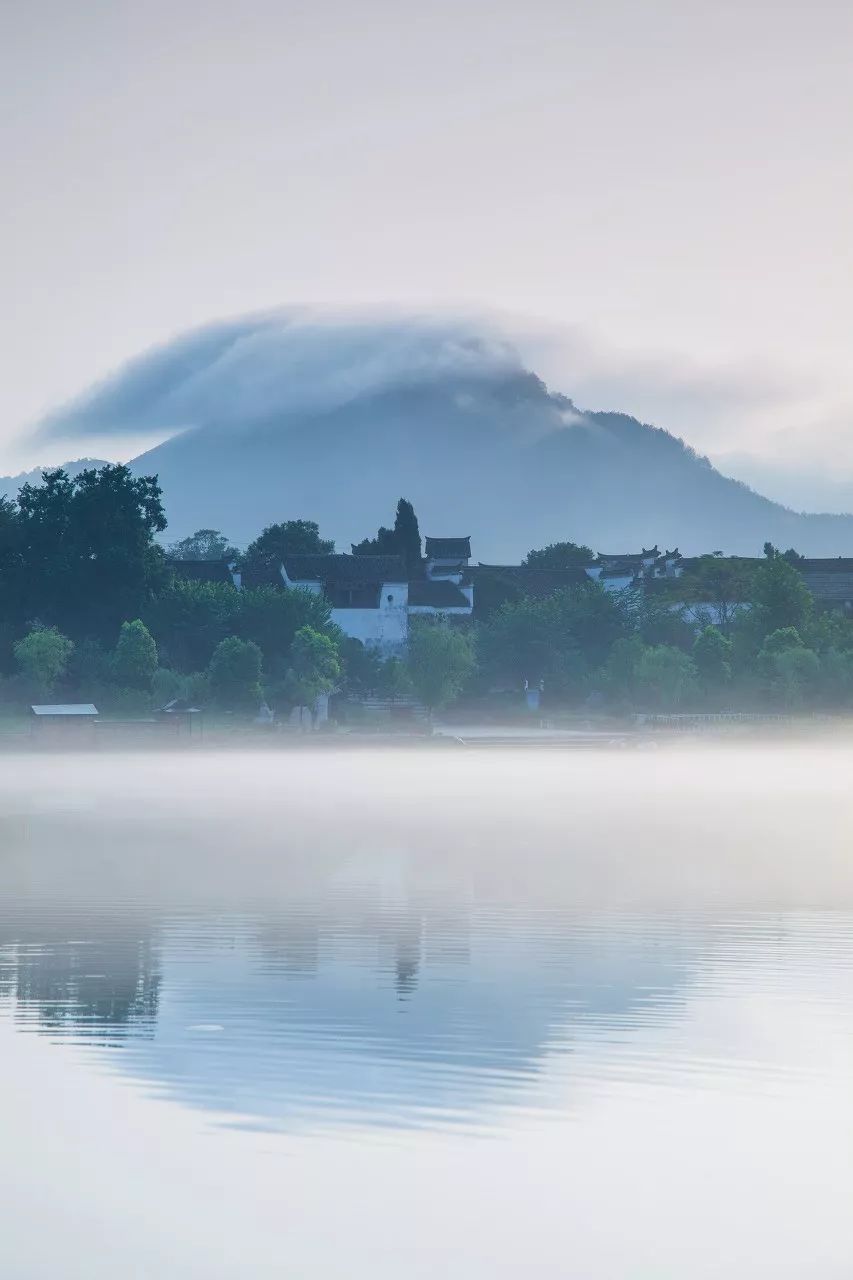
393;499;422;575
753;555;812;635
479;583;629;696
353;498;422;574
112;619;159;690
523;541;594;570
756;630;820;708
236;586;336;672
338;637;384;697
143;579;241;672
407;619;476;717
242;521;334;572
14;624;74;699
680;555;756;635
634;645;697;710
207;637;263;711
692;626;732;688
13;465;166;641
600;635;646;706
282;625;342;720
166;529;239;561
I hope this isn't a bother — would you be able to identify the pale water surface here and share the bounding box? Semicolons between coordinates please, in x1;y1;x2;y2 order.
1;747;852;1278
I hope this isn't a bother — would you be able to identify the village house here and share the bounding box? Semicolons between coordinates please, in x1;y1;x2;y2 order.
166;538;853;660
410;537;474;617
167;535;475;656
585;547;684;592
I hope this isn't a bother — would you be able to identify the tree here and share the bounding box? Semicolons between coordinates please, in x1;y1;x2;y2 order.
523;541;594;570
680;555;756;635
236;586;336;673
112;620;158;690
339;636;384;697
767;646;820;708
13;465;166;641
764;542;803;564
352;498;422;574
207;637;263;711
634;645;697;709
351;526;397;557
392;499;422;575
166;529;239;561
144;579;241;672
756;627;821;708
14;625;74;698
600;635;646;706
282;625;342;720
242;520;333;572
478;583;629;696
0;495;21;579
753;556;812;635
407;619;476;716
692;626;732;688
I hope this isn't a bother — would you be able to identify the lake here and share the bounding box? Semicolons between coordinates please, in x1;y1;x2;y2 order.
1;746;853;1277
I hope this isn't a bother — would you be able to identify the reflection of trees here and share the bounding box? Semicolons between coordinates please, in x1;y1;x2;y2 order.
0;919;160;1041
253;911;321;978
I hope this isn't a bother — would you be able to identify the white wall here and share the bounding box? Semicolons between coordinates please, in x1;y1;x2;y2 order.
331;583;409;655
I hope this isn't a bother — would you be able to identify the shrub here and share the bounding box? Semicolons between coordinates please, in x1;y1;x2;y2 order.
207;637;262;711
112;619;158;690
13;625;74;699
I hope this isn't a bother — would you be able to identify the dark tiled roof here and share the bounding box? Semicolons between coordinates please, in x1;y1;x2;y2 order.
474;564;589;589
471;565;589;618
425;537;471;559
240;565;284;590
165;559;235;585
408;580;471;608
795;559;853;573
800;570;853;602
284;554;407;584
597;550;655;564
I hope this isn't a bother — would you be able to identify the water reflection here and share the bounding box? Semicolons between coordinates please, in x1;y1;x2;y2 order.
1;747;852;1135
0;899;707;1130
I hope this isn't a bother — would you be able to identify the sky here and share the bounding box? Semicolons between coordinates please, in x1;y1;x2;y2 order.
2;0;852;507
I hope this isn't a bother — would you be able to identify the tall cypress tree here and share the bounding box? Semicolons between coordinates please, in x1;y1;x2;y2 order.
352;498;422;577
394;498;422;576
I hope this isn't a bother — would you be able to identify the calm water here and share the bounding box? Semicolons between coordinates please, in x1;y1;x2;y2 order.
1;747;853;1277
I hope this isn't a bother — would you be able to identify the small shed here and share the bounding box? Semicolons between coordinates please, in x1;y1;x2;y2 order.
31;704;99;746
31;703;99;719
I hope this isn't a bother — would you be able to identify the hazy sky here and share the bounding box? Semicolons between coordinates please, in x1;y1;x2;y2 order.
2;0;852;503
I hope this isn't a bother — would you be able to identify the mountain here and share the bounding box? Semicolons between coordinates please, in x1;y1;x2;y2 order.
25;311;853;558
0;458;110;501
126;373;853;560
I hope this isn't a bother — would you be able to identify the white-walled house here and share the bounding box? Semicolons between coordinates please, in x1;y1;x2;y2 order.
211;540;475;656
414;537;474;615
281;553;409;654
584;547;684;593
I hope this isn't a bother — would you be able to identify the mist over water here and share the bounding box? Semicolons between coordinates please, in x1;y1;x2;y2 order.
2;746;853;1277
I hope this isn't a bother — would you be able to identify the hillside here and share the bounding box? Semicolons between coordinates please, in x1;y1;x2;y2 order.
21;311;853;559
0;458;109;501
127;375;853;559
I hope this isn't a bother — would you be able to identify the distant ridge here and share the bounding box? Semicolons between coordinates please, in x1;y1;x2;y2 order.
0;458;110;501
19;311;853;558
127;377;853;559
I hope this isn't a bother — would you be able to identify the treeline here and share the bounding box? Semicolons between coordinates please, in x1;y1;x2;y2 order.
1;464;852;718
476;546;853;711
0;468;469;716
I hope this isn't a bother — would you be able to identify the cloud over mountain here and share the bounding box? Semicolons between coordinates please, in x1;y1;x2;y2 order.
36;309;524;443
